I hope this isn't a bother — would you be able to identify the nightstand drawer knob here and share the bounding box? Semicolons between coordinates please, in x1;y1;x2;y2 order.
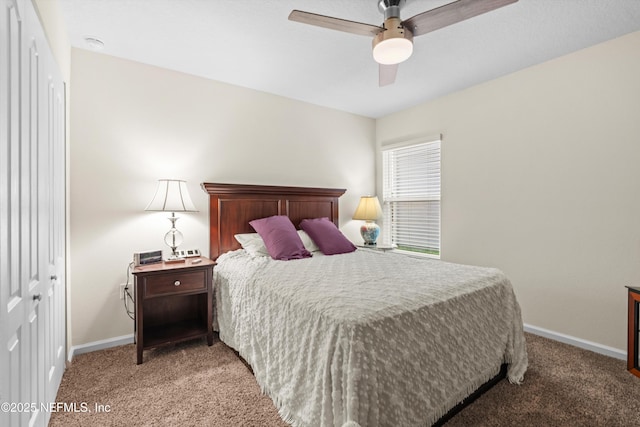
174;280;181;287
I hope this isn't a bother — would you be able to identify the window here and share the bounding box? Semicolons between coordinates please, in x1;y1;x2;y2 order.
382;137;441;257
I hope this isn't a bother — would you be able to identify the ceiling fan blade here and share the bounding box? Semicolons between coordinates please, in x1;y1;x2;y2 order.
403;0;518;37
379;64;398;87
289;10;383;37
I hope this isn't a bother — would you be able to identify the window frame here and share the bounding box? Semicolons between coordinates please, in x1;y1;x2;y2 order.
381;135;442;259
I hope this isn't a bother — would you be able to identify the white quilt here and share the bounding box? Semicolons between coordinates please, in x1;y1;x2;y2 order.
213;249;527;427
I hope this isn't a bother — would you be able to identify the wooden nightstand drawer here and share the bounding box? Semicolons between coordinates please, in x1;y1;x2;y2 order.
144;270;206;297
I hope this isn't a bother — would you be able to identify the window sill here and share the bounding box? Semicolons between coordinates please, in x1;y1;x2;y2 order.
391;249;440;260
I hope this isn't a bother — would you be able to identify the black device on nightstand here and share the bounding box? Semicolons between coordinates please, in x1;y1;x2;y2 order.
133;249;163;266
175;248;201;258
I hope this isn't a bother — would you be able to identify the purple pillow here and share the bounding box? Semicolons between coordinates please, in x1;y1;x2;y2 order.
299;217;356;255
249;216;311;261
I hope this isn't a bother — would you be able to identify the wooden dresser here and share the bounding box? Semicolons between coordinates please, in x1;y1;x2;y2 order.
627;286;640;378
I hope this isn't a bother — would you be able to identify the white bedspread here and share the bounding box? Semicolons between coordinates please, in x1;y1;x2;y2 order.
213;249;527;427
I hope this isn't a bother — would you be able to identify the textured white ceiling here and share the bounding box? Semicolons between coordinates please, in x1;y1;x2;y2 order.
58;0;640;118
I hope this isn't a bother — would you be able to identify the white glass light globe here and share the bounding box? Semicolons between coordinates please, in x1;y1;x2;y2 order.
373;38;413;65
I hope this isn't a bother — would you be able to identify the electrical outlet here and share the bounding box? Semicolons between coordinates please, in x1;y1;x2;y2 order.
119;283;127;300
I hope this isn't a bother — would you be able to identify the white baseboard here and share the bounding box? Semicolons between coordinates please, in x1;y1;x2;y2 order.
524;324;626;360
68;334;134;363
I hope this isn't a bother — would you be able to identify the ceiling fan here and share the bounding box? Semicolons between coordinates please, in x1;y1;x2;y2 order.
289;0;518;86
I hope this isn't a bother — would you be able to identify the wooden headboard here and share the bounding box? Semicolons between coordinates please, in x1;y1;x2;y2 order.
201;183;346;260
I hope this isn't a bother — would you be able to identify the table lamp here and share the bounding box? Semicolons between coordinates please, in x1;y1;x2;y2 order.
145;179;197;259
352;195;383;246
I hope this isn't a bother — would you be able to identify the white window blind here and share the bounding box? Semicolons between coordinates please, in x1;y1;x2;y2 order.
382;139;441;257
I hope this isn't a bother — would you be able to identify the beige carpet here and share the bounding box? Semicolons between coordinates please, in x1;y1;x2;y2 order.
50;338;288;427
50;333;640;426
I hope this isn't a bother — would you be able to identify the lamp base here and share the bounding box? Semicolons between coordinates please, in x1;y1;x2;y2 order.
164;213;184;257
360;221;380;246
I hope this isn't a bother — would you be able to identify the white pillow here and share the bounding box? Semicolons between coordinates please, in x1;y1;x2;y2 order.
234;230;319;257
234;233;269;257
297;230;320;252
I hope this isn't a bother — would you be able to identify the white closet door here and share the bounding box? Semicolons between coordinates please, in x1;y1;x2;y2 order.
24;3;48;426
1;1;32;426
42;53;66;408
0;0;66;426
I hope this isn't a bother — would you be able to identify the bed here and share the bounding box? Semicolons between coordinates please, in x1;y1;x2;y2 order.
202;182;528;427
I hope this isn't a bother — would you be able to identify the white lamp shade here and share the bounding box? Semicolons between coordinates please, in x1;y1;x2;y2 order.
352;196;383;221
145;179;197;212
373;37;413;65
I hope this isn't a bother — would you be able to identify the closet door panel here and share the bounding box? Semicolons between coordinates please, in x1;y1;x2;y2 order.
0;3;10;423
24;7;46;425
42;67;66;405
1;0;32;426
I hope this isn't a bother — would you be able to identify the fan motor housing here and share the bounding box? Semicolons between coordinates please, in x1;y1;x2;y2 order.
378;0;406;20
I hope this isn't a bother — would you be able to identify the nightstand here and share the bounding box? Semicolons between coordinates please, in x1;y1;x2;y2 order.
132;256;215;364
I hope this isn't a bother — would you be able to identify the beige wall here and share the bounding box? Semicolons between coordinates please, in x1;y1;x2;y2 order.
33;0;70;80
69;49;375;345
377;31;640;351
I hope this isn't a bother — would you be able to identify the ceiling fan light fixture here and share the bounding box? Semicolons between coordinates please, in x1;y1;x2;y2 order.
289;0;519;85
373;37;413;65
372;17;413;65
